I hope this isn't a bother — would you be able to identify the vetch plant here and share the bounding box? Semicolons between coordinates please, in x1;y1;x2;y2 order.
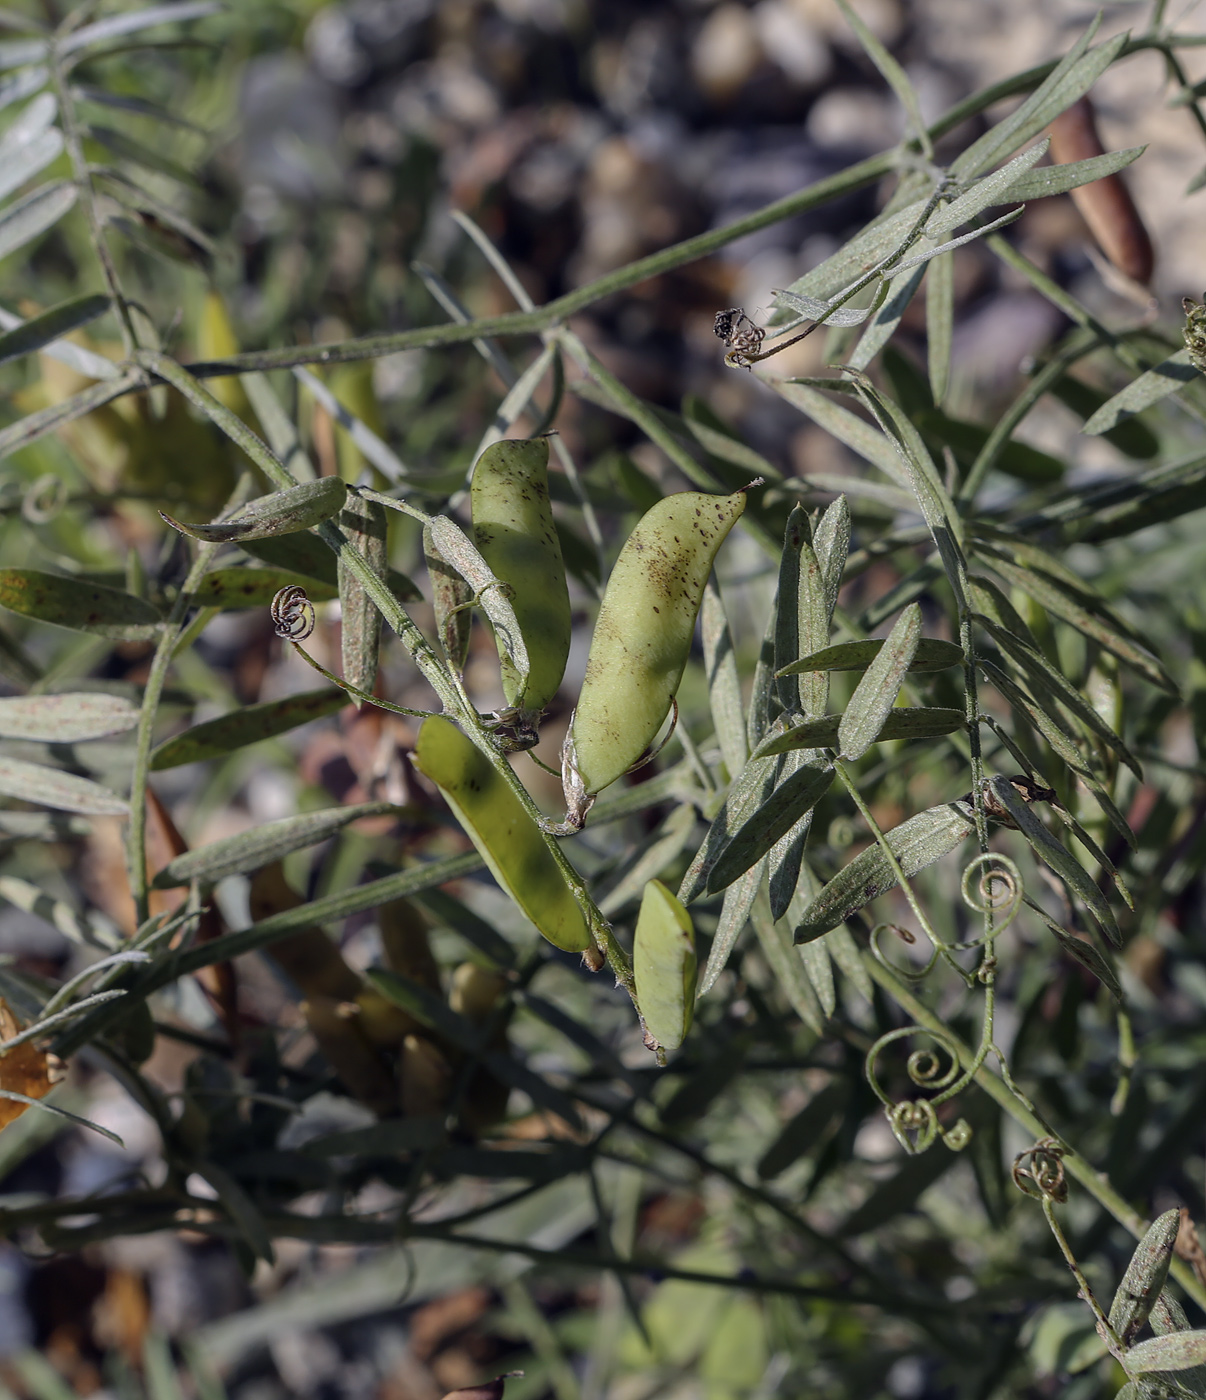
3;1;1206;1393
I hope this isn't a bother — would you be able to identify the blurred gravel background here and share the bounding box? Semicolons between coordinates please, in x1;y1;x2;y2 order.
4;1;1206;1397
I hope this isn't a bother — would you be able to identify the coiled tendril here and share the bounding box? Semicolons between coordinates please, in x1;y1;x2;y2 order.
1012;1137;1067;1203
271;585;316;640
961;852;1023;935
866;1025;972;1154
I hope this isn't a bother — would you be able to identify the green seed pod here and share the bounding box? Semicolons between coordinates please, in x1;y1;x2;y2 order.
633;879;696;1054
337;488;388;695
563;487;748;817
471;438;571;720
424;521;473;671
412;715;590;953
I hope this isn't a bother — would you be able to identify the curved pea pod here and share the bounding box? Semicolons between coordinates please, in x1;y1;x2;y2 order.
412;716;590;953
633;879;696;1054
337;488;387;695
563;487;749;818
379;898;442;994
303;994;397;1118
471;438;571;720
399;1032;453;1118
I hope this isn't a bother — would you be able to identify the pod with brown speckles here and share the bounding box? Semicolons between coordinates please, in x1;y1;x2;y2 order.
562;487;749;820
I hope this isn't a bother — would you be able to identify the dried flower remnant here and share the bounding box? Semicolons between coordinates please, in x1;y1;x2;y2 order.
1012;1138;1068;1203
271;583;317;640
0;998;61;1130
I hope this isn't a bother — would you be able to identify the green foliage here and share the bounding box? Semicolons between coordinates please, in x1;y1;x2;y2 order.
6;2;1206;1397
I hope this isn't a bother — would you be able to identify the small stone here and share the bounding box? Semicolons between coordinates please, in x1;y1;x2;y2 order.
691;3;763;103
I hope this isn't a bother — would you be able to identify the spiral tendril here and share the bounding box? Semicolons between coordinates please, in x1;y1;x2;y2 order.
961;852;1022;933
271;585;316;640
870;922;939;979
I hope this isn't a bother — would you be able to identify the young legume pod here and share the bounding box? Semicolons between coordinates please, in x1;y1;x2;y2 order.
633;879;696;1054
471;438;571;720
412;715;590;953
563;487;749;819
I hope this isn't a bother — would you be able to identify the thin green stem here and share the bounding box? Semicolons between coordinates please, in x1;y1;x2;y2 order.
832;757;952;965
1041;1195;1121;1351
127;538;225;924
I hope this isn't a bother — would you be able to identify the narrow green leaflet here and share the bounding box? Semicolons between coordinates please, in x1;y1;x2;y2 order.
928;141;1049;238
772;287;874;328
1151;1293;1206;1399
1126;1334;1206;1377
0;692;138;741
835;0;927;148
974;609;1142;778
1006;146;1144;201
781;638;962;677
886;206;1024;276
775;507;807;710
150;688;347;770
0;68;48;115
0;755;127;815
825;923;874;1002
162;477;347;543
953;18;1122;178
751;707;964;760
979;657;1135;849
1084;349;1201;435
852;376;967;596
0;294;109;370
0;181;77;262
698;857;765;996
240;532;336;584
794;799;976;942
58;2;221;55
1108;1210;1180;1345
0;128;61;205
293;366;409;484
753;889;824;1033
927;251;953;406
769;380;908;484
986;775;1120;947
701;582;747;779
0;569;161;640
1022;896;1123;1002
838;605;921;760
599;804;697;918
848;266;926;372
152;801;403;887
678;748;780;904
757;1078;849;1180
633;880;696;1053
190;568;338;611
773;197;929;312
799;933;836;1016
706;764;834;895
983;550;1176;693
0;302;118;378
